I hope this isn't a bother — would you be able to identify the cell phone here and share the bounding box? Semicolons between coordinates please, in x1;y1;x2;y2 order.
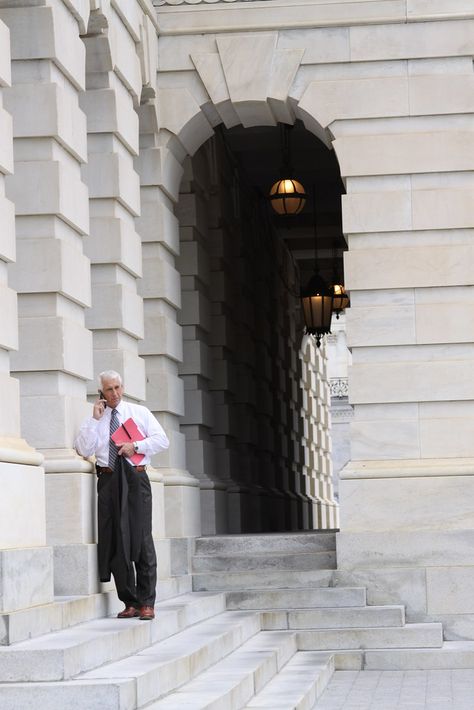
98;390;107;407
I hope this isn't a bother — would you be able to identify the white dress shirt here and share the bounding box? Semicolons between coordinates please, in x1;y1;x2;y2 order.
75;400;169;466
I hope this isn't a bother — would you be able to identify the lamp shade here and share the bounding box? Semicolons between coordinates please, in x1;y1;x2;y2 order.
331;283;350;318
269;178;306;215
301;272;334;346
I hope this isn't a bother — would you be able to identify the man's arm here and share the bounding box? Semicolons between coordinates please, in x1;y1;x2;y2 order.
75;418;100;458
134;408;169;457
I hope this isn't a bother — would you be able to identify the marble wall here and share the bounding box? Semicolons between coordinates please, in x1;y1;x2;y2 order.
0;0;473;633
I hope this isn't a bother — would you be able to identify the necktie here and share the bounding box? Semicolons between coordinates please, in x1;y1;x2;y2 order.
109;408;119;469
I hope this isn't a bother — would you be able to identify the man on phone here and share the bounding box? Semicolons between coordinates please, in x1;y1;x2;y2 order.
75;370;169;620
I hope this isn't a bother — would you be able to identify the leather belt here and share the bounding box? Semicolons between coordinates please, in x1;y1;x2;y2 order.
96;465;147;474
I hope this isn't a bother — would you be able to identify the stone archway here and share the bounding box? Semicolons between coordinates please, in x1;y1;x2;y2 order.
173;126;340;534
141;32;346;535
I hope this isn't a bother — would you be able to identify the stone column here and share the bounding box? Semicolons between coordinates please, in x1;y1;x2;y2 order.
1;1;94;597
135;102;201;540
176;153;226;535
0;17;53;633
300;336;338;529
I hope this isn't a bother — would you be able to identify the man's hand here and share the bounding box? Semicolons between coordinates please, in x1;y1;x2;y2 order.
93;398;107;421
118;442;135;459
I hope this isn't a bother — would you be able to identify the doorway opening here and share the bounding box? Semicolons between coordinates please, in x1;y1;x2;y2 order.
176;121;348;534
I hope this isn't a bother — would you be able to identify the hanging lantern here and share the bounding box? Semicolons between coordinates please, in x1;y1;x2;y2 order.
269;124;306;215
269;178;306;215
331;283;350;319
301;272;334;347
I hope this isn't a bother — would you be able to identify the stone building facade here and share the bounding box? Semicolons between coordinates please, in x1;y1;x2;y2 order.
1;0;474;644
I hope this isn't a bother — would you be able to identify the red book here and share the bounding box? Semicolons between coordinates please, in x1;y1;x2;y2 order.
111;417;145;465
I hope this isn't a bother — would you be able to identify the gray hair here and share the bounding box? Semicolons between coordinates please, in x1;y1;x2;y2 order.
98;370;122;386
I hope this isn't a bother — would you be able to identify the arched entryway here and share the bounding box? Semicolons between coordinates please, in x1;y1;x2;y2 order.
174;121;345;534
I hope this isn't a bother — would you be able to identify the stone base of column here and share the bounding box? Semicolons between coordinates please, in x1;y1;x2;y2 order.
53;543;111;596
42;451;100;596
336;458;474;640
163;469;201;537
199;481;228;535
44;451;96;546
0;449;55;614
0;547;53;615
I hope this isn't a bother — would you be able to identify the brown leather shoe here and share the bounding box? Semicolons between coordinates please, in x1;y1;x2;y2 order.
139;605;155;620
117;606;140;619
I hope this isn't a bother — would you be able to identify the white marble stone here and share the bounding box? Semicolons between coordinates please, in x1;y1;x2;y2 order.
108;5;142;100
85;216;142;277
345;243;474;291
0;18;11;87
6;160;89;235
0;282;17;351
84;152;140;216
6;82;87;162
278;27;349;65
140;309;183;361
164;478;201;537
350;418;420;461
427;567;474;615
339;475;474;532
349;359;474;405
140;249;181;307
336;131;474;177
299;77;409;129
409;73;474;115
45;472;95;545
0;3;86;90
137;145;184;203
79;87;139;156
413;188;474;231
349;19;474;62
0;461;47;549
9;238;91;307
0;546;53;613
342;190;412;234
156;1;406;35
346;304;415;347
13;316;93;378
53;543;100;595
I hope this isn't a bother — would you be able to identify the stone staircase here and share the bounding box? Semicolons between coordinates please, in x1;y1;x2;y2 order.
1;531;474;709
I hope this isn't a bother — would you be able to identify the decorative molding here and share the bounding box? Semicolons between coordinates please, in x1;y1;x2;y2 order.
156;0;275;5
331;406;354;422
330;377;349;399
190;33;304;127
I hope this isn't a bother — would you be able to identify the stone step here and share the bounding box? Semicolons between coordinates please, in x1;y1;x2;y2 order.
145;630;298;709
308;641;474;672
1;575;192;647
0;592;226;682
297;623;443;651
245;651;334;709
226;587;367;610
192;551;336;573
0;610;261;709
0;591;121;646
193;569;335;592
195;532;337;556
364;641;474;670
261;605;406;630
